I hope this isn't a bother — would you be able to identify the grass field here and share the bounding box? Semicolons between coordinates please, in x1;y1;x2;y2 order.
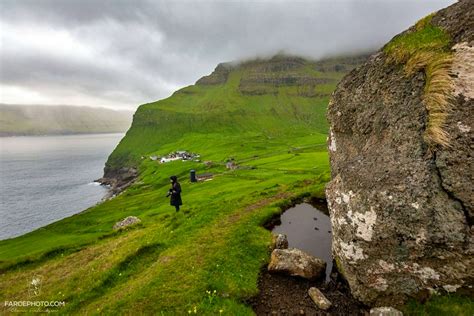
0;55;345;314
0;132;331;314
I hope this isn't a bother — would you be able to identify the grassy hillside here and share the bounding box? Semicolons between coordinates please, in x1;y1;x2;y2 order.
0;55;367;314
0;104;133;136
105;54;367;173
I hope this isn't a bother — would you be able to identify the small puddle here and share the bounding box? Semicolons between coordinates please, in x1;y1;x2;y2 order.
272;201;332;281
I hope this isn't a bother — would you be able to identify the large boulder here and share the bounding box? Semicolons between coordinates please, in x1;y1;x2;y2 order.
326;0;473;306
267;248;326;279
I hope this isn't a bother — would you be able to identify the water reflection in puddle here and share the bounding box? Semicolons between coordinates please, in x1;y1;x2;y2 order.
272;202;332;281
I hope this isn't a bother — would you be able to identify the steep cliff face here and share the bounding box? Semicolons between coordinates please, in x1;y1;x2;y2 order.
326;0;473;306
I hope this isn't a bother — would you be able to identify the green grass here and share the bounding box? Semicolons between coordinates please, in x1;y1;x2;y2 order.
0;55;347;314
403;294;474;316
383;14;450;65
383;14;454;147
0;136;330;314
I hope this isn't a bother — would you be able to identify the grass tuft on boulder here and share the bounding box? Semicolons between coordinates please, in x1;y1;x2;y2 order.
383;14;454;147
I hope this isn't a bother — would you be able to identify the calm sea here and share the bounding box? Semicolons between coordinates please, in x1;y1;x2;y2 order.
0;133;124;240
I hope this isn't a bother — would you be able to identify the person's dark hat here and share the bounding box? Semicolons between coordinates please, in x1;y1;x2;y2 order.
170;175;178;182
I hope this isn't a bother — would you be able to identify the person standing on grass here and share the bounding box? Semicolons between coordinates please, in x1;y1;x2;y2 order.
168;176;182;212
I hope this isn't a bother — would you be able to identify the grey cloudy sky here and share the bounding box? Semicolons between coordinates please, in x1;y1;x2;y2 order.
0;0;456;109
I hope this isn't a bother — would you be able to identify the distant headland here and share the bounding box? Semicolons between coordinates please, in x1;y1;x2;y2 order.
0;104;133;136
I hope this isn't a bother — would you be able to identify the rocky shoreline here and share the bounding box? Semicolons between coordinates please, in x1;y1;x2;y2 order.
95;167;138;199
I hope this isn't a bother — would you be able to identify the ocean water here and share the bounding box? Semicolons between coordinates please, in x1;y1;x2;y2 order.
0;133;124;240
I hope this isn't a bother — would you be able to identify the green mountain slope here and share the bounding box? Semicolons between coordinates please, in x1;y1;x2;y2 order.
105;54;367;174
0;104;133;136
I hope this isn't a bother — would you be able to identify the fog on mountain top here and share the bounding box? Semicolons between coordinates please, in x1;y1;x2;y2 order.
0;0;455;109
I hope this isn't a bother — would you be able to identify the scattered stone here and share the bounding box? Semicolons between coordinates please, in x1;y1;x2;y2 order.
268;248;326;279
443;284;461;293
113;216;141;230
370;307;403;316
271;234;289;249
308;287;332;310
196;173;213;181
226;161;238;170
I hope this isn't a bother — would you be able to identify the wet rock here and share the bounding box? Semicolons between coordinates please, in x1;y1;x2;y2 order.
370;307;403;316
271;233;289;249
113;216;141;230
267;248;326;279
308;287;332;310
326;0;473;306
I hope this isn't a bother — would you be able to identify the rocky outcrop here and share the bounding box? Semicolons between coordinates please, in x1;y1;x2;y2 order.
237;56;338;96
267;248;326;279
313;55;371;73
240;75;335;87
195;63;233;85
97;167;138;198
326;0;473;306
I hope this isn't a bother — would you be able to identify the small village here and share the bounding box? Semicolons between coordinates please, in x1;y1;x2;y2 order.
149;151;200;163
146;151;242;183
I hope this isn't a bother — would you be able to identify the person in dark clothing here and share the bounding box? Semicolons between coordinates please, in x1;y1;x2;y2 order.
167;176;182;211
